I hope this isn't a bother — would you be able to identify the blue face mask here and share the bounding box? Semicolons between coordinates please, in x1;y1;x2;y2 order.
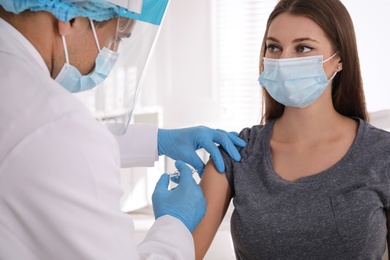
55;20;119;93
258;53;338;108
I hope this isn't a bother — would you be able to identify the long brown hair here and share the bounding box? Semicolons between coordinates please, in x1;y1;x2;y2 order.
259;0;367;124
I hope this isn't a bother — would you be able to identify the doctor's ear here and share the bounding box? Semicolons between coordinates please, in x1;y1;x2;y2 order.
58;19;73;37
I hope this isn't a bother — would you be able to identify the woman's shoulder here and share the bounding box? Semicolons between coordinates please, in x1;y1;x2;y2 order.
362;119;390;138
238;121;273;144
234;120;274;159
359;118;390;150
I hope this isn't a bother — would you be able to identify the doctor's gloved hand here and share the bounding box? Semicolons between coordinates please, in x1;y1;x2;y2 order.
152;160;206;233
157;126;246;177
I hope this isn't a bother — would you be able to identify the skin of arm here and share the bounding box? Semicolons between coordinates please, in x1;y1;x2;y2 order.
192;160;233;260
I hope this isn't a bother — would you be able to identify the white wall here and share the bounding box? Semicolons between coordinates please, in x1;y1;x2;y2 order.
342;0;390;113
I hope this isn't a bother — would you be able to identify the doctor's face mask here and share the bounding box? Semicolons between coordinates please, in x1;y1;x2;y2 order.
55;19;119;93
258;52;338;108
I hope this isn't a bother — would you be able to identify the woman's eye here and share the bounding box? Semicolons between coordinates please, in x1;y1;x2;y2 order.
297;45;313;53
266;44;280;53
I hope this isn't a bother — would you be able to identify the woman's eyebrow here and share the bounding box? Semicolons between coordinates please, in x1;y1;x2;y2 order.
292;37;319;43
266;36;319;43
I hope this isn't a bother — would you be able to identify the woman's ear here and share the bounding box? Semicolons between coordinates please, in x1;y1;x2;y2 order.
337;61;343;71
336;55;342;71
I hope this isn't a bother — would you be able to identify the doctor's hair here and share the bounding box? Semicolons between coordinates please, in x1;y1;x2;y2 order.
259;0;368;124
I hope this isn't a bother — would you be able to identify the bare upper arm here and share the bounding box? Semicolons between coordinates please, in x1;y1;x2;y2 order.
193;159;232;260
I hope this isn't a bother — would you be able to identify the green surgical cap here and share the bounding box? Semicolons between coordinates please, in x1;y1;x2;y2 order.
0;0;120;21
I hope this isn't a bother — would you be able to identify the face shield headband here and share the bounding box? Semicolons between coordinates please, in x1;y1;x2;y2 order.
75;0;169;136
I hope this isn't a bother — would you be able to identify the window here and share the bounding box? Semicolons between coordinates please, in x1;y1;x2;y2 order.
214;0;277;131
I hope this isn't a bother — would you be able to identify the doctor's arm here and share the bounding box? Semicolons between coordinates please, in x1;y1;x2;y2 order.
192;160;233;260
2;116;198;259
116;124;246;175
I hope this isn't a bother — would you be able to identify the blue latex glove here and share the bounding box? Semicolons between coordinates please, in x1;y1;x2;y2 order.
152;160;206;233
158;126;246;177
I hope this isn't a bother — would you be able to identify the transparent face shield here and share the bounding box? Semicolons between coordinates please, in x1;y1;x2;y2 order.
75;0;168;135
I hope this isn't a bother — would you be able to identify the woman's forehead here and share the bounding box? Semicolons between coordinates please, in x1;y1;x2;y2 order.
267;13;327;42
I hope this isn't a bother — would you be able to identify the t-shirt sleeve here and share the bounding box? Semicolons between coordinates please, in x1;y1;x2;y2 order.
219;127;254;197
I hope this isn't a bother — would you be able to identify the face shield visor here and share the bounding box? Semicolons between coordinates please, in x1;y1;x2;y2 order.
75;0;169;135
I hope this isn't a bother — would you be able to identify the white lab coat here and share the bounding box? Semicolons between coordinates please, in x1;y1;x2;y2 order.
0;18;194;259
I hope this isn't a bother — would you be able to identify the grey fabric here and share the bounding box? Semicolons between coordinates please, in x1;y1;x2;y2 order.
222;118;390;259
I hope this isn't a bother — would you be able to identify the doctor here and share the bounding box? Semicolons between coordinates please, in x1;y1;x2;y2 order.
0;0;245;259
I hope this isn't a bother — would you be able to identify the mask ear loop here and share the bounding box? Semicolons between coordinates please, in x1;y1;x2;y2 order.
323;52;340;80
329;71;338;81
90;19;101;51
61;36;70;65
323;52;339;63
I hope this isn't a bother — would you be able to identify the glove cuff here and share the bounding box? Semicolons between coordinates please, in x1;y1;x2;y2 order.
157;128;166;156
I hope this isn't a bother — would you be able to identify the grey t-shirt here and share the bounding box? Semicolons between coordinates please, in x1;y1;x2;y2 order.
222;118;390;259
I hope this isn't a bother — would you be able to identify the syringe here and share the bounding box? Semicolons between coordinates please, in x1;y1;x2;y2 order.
168;168;198;183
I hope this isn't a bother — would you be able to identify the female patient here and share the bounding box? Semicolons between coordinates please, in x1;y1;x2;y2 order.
193;0;390;259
